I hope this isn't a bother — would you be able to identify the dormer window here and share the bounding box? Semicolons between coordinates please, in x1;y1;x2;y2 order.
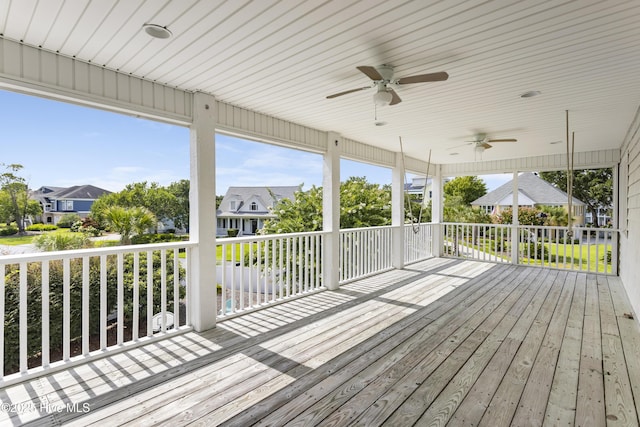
250;202;258;211
230;201;237;210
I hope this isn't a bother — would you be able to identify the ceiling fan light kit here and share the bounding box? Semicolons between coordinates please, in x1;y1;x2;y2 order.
373;90;393;106
326;64;448;107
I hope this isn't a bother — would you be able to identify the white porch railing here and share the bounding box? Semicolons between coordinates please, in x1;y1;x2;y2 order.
0;241;194;384
404;223;434;264
442;223;618;274
216;231;326;317
339;226;393;283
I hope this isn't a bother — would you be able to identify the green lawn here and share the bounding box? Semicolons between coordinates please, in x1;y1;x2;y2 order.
451;237;612;273
216;242;257;263
0;228;72;246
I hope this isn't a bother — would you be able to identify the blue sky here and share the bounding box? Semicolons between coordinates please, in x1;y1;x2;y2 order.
0;89;510;194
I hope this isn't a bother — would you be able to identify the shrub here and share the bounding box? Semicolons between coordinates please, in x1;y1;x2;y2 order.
33;232;91;251
523;241;548;260
57;213;81;228
130;233;185;245
26;224;58;232
0;225;19;236
227;228;239;237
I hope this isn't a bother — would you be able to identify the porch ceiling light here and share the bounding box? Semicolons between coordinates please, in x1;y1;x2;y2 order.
475;145;485;153
373;90;392;106
142;23;172;39
520;90;541;98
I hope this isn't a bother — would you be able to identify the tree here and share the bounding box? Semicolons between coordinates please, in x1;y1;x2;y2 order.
0;163;42;233
92;182;177;232
167;180;190;231
104;206;156;245
539;168;612;227
444;176;487;206
263;177;416;234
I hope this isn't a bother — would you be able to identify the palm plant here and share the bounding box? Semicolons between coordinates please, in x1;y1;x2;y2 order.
104;206;156;245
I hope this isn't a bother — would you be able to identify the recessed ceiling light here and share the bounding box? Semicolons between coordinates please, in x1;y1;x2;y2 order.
520;90;541;98
142;23;172;39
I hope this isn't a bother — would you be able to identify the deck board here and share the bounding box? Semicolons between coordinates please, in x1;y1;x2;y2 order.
2;258;639;427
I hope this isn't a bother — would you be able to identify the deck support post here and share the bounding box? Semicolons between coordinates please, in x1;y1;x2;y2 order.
511;171;519;264
189;92;218;331
431;165;443;257
323;132;341;290
392;152;405;269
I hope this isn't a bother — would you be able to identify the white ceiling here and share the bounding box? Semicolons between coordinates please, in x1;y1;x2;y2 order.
2;0;640;164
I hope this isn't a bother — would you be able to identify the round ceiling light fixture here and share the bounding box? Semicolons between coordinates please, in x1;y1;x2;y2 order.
520;90;541;98
373;90;392;106
142;23;172;39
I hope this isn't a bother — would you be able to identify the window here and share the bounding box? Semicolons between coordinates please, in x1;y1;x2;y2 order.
64;200;73;211
230;201;236;210
250;202;258;211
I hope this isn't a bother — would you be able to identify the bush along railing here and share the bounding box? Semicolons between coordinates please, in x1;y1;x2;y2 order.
0;242;193;382
404;223;433;264
441;223;618;275
216;232;325;317
517;225;617;274
339;226;393;283
442;223;513;263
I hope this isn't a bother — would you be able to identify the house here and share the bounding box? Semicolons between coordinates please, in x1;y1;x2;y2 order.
404;176;432;205
216;186;299;236
471;172;586;225
30;185;111;225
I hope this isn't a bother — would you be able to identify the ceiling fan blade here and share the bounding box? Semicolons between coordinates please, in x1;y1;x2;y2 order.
326;86;370;99
397;71;449;84
356;66;383;81
389;89;402;105
481;143;492;149
486;138;517;143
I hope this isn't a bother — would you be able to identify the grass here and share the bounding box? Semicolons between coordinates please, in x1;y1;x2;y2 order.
449;237;612;273
216;242;257;263
0;228;73;245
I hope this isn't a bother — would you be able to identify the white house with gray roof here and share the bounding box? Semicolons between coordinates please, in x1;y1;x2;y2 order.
217;186;300;236
471;172;586;225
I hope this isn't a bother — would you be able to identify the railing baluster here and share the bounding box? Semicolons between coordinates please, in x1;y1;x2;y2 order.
230;244;236;313
100;255;107;349
173;248;179;328
42;261;50;367
63;258;71;361
595;229;600;274
146;251;153;337
82;257;89;355
117;252;124;344
161;250;167;332
133;252;139;341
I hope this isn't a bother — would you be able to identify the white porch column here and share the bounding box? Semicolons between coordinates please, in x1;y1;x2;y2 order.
323;132;341;290
431;165;443;257
511;171;519;264
391;153;405;269
189;92;217;331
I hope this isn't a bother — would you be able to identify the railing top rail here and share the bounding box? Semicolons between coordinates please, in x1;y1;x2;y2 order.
403;222;433;227
441;222;619;233
0;241;197;263
217;230;328;244
339;225;395;233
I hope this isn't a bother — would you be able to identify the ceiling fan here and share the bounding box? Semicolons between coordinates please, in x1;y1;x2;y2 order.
450;133;517;153
326;65;448;106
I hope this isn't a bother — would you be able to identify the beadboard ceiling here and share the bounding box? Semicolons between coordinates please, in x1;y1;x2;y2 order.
1;0;639;165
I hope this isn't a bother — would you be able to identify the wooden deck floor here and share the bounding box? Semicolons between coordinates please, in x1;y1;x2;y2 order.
3;258;640;426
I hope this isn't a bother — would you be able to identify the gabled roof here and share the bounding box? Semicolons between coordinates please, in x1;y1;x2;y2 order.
471;172;585;206
31;185;111;200
218;186;300;215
